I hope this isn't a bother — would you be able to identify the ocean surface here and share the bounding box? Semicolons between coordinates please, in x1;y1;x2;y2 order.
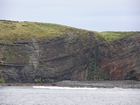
0;86;140;105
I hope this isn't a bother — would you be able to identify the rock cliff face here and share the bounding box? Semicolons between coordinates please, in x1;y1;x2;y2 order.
0;21;140;83
0;32;102;83
99;34;140;80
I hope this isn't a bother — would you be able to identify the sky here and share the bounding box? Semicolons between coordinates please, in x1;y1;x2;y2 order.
0;0;140;31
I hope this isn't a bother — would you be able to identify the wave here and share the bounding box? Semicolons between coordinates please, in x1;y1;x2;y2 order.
33;86;97;90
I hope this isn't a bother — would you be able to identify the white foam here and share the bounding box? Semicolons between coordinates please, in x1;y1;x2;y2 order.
33;86;97;90
113;87;123;89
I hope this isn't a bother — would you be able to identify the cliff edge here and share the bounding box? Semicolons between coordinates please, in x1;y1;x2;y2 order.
0;20;140;83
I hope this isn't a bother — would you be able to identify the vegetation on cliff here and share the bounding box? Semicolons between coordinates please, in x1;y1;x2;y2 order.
95;31;140;41
0;20;140;82
0;20;139;43
0;20;90;44
0;77;5;83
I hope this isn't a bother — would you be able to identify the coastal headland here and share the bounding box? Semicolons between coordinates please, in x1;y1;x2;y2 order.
0;20;140;84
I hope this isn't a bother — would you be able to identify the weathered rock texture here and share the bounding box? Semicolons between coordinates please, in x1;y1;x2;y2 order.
0;32;100;83
99;34;140;80
0;32;140;83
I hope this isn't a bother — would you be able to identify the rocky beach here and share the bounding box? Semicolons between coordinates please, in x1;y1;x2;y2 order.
1;80;140;88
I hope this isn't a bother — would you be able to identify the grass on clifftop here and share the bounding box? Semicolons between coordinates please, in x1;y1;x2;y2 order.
0;20;92;44
0;20;139;43
0;20;71;43
95;31;140;41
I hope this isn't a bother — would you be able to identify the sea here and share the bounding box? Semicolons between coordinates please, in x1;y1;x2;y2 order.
0;86;140;105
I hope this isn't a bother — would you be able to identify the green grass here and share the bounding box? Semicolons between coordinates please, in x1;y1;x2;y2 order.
0;20;94;43
0;20;139;43
0;20;71;43
95;31;140;41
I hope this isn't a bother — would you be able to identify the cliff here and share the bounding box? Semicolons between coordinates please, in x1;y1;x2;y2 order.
99;34;140;80
0;20;140;83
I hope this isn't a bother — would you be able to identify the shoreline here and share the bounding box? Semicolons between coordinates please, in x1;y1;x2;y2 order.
0;80;140;88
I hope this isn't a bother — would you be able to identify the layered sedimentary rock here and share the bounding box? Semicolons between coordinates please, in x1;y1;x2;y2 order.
0;32;100;82
0;31;140;83
99;34;140;80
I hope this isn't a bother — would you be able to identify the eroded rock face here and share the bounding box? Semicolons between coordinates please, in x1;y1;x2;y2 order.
0;32;100;83
99;34;140;80
0;33;140;83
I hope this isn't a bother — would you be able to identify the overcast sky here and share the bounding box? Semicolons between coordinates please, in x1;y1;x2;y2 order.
0;0;140;31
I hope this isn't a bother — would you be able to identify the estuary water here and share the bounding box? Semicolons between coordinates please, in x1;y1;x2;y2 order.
0;86;140;105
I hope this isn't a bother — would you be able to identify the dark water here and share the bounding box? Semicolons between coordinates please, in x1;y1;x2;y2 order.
0;86;140;105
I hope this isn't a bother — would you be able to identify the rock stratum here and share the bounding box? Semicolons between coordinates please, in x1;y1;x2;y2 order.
0;20;140;83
